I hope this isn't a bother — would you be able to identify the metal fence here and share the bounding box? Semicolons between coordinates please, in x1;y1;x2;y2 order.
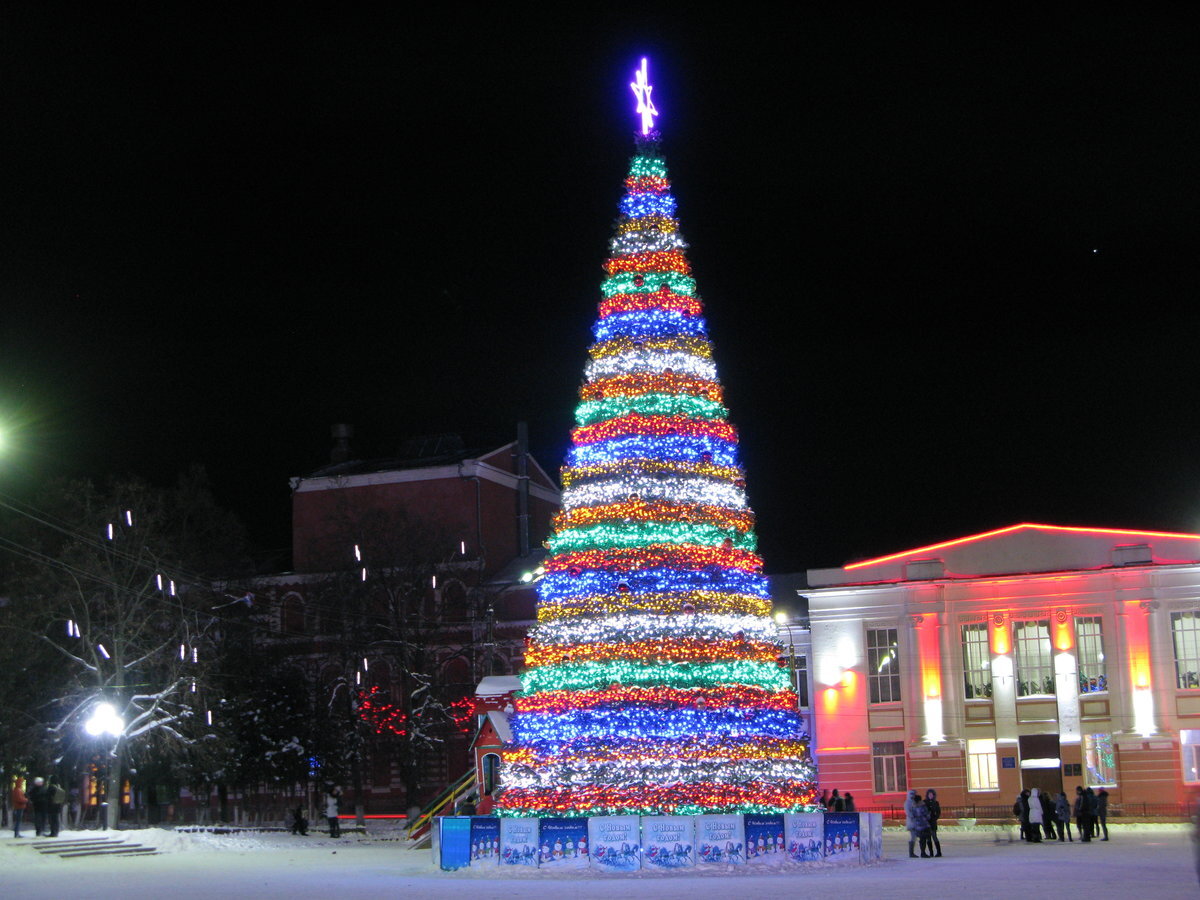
856;800;1200;821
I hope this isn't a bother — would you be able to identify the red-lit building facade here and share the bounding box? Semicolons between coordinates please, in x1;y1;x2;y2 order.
805;523;1200;810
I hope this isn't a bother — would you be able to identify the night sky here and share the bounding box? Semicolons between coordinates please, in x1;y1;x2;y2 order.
2;9;1197;574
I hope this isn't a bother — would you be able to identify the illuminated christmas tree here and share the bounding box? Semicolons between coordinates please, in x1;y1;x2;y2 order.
497;60;816;817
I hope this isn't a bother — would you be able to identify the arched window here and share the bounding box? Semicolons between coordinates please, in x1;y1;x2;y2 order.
280;593;305;635
482;752;500;796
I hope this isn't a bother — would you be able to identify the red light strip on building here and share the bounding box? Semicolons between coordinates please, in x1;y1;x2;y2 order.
844;523;1200;571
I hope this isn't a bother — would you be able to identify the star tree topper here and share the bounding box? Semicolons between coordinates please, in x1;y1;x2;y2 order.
631;57;658;136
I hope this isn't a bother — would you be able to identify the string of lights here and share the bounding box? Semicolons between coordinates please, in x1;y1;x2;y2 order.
496;76;815;817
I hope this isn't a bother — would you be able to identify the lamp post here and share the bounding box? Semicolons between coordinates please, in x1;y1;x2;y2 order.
84;702;125;830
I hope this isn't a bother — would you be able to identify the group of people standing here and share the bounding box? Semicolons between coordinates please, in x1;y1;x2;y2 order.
904;789;943;858
1015;786;1109;843
10;776;68;838
818;788;856;812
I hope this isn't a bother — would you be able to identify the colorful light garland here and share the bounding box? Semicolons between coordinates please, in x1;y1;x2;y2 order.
535;592;771;621
588;335;712;360
496;82;815;817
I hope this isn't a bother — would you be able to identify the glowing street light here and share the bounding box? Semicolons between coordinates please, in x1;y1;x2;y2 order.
84;702;124;737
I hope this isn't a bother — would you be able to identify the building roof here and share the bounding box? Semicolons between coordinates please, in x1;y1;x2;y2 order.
475;675;523;697
486;709;513;744
808;522;1200;587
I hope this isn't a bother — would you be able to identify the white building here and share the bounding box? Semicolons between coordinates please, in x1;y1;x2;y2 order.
805;523;1200;810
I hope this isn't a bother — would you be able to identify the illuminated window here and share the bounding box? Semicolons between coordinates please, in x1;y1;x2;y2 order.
872;741;906;793
1083;733;1116;786
961;623;992;699
793;655;809;709
1182;730;1200;783
1172;612;1200;689
1014;620;1055;697
1075;616;1107;693
967;738;998;791
867;627;901;704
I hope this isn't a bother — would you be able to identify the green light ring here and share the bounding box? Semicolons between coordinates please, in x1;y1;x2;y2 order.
574;394;728;426
520;659;791;695
600;271;696;298
546;521;758;554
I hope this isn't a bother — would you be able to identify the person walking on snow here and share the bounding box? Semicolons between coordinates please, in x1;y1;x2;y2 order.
325;787;341;838
1075;786;1092;842
10;777;30;838
1040;788;1056;841
1055;790;1074;842
28;776;49;837
905;789;931;857
1027;787;1044;842
924;789;943;857
1096;789;1110;840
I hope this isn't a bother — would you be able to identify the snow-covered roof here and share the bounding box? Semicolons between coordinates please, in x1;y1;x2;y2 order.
475;675;523;696
487;710;513;743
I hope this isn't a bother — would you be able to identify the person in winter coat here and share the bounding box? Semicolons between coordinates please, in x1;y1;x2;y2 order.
291;805;308;836
1075;786;1092;842
1083;787;1099;840
1040;789;1056;841
905;789;932;857
28;776;49;837
46;779;66;838
829;789;844;812
10;777;30;838
1096;789;1109;840
1016;789;1033;841
1054;791;1074;842
924;789;942;857
325;787;341;838
843;792;856;812
1027;788;1044;842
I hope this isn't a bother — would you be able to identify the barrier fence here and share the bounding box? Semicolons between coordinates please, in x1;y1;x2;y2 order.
857;800;1200;821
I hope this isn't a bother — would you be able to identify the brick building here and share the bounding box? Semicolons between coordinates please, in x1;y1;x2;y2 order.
250;429;559;812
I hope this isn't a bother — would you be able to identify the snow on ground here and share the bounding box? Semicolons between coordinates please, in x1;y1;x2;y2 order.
1;824;1196;899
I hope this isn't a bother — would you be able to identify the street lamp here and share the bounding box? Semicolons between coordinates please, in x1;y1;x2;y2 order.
84;702;125;829
84;702;124;738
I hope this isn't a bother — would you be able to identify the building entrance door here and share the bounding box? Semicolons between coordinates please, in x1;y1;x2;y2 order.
1019;734;1063;796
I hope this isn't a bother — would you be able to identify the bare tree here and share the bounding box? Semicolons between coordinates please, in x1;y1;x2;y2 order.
0;471;247;827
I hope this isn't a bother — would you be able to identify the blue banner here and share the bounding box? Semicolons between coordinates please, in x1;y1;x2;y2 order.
785;812;824;861
500;817;539;866
641;815;695;869
744;813;786;864
538;817;589;868
469;817;500;865
589;816;641;871
438;817;472;871
696;814;745;865
823;812;861;862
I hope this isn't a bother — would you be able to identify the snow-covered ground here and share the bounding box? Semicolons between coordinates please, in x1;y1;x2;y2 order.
1;823;1195;899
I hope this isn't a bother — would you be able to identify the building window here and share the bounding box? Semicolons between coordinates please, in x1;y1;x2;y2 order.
1074;616;1107;693
1014;619;1055;696
867;627;901;704
1182;730;1200;783
1172;612;1200;689
793;655;809;709
872;741;906;793
962;623;992;699
1083;733;1117;786
967;738;998;791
